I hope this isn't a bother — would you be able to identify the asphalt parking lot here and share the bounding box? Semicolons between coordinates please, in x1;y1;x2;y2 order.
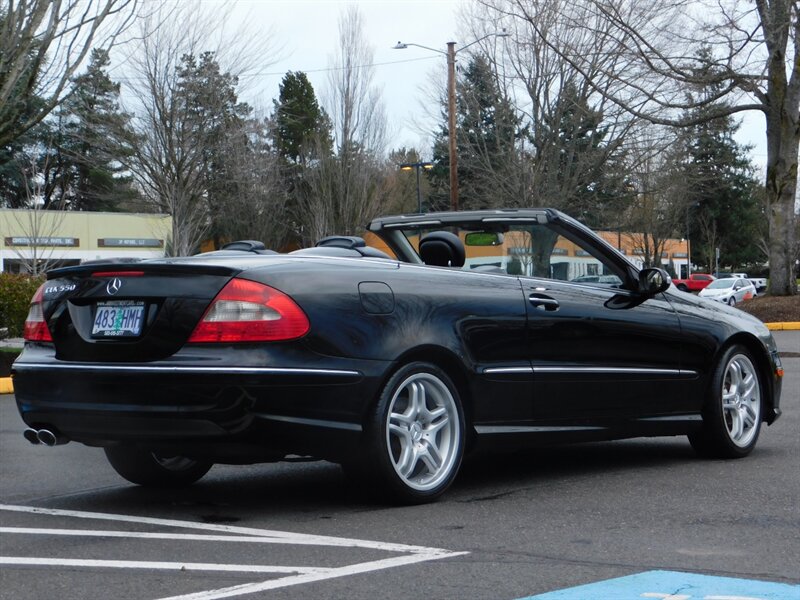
1;332;798;600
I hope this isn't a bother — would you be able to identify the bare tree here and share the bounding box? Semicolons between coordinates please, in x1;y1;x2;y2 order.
300;5;388;240
496;0;798;295
117;3;277;256
622;126;687;268
466;0;638;220
1;155;68;274
326;6;387;157
0;0;144;148
211;117;290;251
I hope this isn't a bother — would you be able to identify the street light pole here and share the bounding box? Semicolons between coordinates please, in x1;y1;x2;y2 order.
393;30;510;213
400;161;433;213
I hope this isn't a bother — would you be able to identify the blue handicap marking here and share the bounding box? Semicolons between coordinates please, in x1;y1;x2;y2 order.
521;570;800;600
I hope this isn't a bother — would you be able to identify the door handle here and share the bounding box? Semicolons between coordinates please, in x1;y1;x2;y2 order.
528;294;559;311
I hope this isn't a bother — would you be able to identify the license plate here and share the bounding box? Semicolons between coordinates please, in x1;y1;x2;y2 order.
92;301;145;337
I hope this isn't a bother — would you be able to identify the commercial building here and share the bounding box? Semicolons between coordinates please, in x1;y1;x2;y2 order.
2;208;693;277
1;209;171;273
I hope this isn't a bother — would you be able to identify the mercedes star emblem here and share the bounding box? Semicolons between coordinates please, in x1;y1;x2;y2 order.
106;278;123;295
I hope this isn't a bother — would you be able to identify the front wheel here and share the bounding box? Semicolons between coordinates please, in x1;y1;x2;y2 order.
689;345;762;458
728;296;736;306
356;362;465;504
104;446;212;487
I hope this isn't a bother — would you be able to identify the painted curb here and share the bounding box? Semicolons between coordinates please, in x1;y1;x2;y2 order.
766;322;800;331
0;377;12;395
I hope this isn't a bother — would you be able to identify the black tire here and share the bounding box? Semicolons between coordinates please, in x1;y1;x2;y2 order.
677;284;688;292
688;345;763;459
354;362;465;504
728;296;736;306
104;446;212;487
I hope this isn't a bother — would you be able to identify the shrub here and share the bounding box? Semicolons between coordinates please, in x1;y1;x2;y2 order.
0;273;43;338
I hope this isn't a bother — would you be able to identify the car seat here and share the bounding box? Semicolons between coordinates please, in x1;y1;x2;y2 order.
419;231;466;267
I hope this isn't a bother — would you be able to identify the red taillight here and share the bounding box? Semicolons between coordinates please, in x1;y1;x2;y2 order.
188;279;310;343
23;283;53;342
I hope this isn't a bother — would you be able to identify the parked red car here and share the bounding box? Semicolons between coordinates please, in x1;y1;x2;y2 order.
673;273;715;293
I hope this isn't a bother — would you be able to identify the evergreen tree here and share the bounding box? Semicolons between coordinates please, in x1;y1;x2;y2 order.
1;49;137;211
680;103;764;270
0;130;38;208
271;71;332;165
429;54;523;211
269;71;334;246
55;49;138;211
533;83;630;228
175;52;253;245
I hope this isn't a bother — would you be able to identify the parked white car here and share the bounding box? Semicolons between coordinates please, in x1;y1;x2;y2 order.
699;277;757;306
726;272;767;293
743;274;767;293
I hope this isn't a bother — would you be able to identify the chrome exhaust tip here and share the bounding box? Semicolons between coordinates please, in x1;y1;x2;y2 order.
23;428;41;445
36;429;65;447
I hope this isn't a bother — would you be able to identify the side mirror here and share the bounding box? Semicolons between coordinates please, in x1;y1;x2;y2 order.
638;267;671;296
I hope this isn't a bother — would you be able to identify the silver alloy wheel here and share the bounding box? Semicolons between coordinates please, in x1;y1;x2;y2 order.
385;372;460;491
721;353;761;448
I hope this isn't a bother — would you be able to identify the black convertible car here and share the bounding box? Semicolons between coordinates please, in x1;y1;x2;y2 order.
13;209;783;503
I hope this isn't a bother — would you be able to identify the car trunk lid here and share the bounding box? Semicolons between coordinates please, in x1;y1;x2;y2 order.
38;263;240;362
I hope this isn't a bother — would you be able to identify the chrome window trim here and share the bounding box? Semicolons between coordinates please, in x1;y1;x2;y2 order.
484;366;697;376
13;363;361;377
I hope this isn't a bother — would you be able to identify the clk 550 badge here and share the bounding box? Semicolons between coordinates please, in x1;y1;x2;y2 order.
44;283;76;296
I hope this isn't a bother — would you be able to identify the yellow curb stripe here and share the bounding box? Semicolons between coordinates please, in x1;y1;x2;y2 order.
0;377;13;395
766;322;800;331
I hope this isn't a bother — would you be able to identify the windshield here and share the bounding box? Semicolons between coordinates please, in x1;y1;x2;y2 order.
386;221;628;287
706;279;736;289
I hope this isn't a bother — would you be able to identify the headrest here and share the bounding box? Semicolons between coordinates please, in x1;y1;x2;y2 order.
315;235;391;259
419;231;465;267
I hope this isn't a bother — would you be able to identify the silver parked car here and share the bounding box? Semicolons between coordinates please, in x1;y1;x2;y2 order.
698;277;757;306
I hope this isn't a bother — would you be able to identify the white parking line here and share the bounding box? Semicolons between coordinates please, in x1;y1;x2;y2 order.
0;556;329;575
0;503;441;552
157;553;465;600
0;504;468;600
0;526;385;546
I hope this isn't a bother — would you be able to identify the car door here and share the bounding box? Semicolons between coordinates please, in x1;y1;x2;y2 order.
514;222;687;421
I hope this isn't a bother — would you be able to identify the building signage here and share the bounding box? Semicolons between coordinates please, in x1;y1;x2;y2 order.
5;237;78;247
98;238;164;248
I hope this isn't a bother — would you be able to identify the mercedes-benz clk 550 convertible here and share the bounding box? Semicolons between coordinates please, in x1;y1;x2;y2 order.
13;209;783;503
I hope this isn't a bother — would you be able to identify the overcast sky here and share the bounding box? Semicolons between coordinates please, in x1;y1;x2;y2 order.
206;0;767;169
228;0;461;156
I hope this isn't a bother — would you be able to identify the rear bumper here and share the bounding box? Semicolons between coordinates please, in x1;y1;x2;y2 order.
12;345;390;461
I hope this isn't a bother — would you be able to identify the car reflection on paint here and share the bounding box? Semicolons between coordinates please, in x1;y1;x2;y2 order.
698;277;757;306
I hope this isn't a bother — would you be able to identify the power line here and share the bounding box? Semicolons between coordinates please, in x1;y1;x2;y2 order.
112;54;441;83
